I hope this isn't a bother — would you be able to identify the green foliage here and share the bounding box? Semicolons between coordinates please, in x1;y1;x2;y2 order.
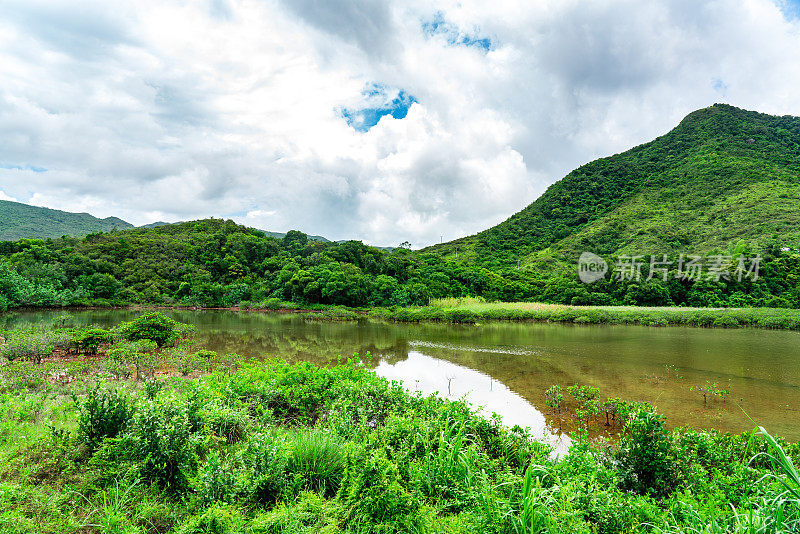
544;385;563;413
1;354;798;533
117;312;180;347
286;428;347;496
338;447;425;533
71;327;114;354
74;385;134;448
122;397;199;493
616;409;679;498
175;504;242;534
0;329;69;363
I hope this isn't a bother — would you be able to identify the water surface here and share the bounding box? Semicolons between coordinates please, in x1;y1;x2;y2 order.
5;310;799;441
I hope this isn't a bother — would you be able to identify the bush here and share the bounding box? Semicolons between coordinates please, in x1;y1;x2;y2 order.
239;433;291;505
0;330;68;363
712;315;739;328
124;398;198;492
74;386;134;449
71;327;114;354
616;409;679;498
200;403;249;444
338;448;425;532
264;298;284;310
444;309;477;324
249;492;341;534
118;312;181;347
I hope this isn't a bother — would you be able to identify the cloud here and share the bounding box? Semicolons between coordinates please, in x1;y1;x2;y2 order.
0;0;799;247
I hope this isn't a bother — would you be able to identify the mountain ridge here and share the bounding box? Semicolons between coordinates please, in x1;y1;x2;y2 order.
426;103;800;271
0;200;134;241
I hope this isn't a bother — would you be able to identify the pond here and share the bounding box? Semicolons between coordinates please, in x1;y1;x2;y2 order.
5;309;800;443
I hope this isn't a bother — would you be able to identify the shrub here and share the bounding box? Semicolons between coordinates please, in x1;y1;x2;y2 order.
193;350;217;373
239;433;291;505
74;386;134;449
107;340;160;380
338;448;424;532
0;330;68;363
118;312;181;347
124;398;198;492
200;403;249;444
249;492;341;534
444;309;477;324
616;409;679;498
712;315;739;328
264;298;284;310
71;327;114;354
143;377;164;400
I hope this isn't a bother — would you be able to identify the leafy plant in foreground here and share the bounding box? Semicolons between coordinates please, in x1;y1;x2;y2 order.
74;385;134;449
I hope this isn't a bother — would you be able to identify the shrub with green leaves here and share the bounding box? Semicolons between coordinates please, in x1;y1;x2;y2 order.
338;447;425;533
175;504;242;534
122;397;198;493
0;329;68;363
71;327;114;354
74;385;134;448
117;312;181;347
616;409;679;498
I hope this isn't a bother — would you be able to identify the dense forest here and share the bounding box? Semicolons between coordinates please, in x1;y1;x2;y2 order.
1;217;799;311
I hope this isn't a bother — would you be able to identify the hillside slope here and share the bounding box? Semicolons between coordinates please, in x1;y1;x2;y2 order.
428;104;800;271
0;200;133;241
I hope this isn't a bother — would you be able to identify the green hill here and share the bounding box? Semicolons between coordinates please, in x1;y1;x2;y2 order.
429;104;800;271
0;200;134;241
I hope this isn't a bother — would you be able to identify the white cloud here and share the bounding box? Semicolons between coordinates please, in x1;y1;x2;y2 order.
0;0;799;247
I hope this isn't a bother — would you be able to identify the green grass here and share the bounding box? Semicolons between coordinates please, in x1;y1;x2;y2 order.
0;358;796;534
373;297;800;329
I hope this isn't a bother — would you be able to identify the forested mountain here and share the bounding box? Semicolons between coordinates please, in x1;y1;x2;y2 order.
0;200;133;240
429;104;800;270
2;105;800;310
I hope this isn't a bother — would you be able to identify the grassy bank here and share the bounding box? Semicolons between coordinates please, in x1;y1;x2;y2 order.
0;312;798;533
370;298;800;329
2;360;800;533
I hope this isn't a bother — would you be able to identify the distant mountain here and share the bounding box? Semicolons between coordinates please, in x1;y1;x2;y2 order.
428;104;800;271
0;200;133;241
257;229;330;242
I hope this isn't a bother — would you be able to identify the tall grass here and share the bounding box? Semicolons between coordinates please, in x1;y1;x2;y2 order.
384;299;800;329
286;427;347;496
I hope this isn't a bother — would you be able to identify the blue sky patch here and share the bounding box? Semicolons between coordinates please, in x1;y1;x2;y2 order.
1;164;47;173
422;12;492;52
341;84;418;132
778;0;800;19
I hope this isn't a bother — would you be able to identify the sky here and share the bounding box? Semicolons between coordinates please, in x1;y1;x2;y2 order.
1;0;800;247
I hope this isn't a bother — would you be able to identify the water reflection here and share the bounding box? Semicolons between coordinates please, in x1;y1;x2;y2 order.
5;309;799;441
375;351;570;453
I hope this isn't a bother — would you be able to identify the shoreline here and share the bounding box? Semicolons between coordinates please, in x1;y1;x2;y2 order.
5;301;800;330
